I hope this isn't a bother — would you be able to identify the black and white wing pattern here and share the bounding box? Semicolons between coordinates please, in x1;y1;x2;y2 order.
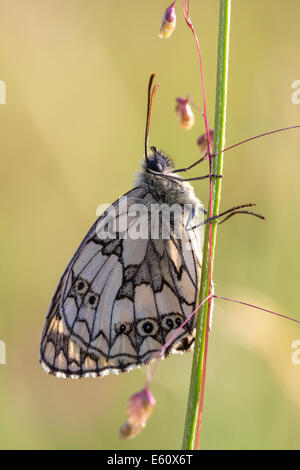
40;187;202;378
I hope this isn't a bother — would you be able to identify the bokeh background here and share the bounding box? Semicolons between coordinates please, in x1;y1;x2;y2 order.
0;0;300;450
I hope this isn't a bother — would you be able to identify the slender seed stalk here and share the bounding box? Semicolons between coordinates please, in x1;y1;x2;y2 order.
182;0;231;450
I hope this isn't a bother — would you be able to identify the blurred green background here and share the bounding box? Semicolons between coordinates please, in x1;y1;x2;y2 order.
0;0;300;450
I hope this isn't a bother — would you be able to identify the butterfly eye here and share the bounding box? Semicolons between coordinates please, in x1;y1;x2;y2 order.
147;149;167;173
137;319;159;337
85;292;99;308
155;161;163;172
114;322;132;335
74;278;89;295
147;159;163;173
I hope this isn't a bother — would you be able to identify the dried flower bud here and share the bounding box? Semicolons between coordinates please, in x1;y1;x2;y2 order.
120;388;156;439
175;97;195;130
159;2;176;39
197;128;214;153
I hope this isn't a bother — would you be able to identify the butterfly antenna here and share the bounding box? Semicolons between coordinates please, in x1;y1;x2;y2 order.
211;125;300;158
145;74;159;162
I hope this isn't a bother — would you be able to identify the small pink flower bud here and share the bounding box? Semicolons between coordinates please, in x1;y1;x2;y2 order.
197;128;214;153
175;97;195;130
159;2;176;39
119;388;156;439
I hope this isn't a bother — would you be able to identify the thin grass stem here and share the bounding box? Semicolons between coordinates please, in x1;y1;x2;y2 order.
182;0;231;450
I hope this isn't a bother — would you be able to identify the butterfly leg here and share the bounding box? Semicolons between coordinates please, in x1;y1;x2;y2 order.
187;203;265;230
173;151;209;173
180;174;222;182
146;171;222;184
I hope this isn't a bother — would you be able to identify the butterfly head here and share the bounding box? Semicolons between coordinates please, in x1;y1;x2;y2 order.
146;146;174;174
137;147;200;207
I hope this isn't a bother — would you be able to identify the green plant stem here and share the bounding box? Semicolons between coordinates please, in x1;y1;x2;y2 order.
182;0;231;450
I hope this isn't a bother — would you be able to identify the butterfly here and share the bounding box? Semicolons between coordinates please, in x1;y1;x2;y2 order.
39;75;210;379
